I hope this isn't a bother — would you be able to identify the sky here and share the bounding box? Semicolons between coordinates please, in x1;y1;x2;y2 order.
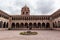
0;0;60;15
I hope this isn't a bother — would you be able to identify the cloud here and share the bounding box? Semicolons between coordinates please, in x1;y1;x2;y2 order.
54;0;60;9
36;0;55;15
0;0;60;15
0;0;17;15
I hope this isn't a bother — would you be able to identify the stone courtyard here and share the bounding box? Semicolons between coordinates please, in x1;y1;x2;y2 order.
0;30;60;40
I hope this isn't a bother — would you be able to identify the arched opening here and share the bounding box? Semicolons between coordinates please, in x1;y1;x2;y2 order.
53;23;55;28
3;22;6;28
5;22;8;28
16;23;19;28
54;22;57;28
42;23;45;28
33;23;37;28
25;23;28;28
58;21;60;28
0;21;3;28
29;23;32;26
29;23;32;30
38;23;41;28
46;23;50;28
11;23;15;28
20;23;24;28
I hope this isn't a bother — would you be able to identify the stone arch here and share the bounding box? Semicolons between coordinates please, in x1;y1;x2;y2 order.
29;23;32;26
20;23;24;28
3;22;6;28
5;22;8;28
11;23;15;28
42;23;45;28
46;23;50;28
16;23;19;28
33;23;37;28
54;22;57;28
29;22;32;30
0;21;3;28
38;22;41;28
58;21;60;28
53;22;55;28
25;23;28;28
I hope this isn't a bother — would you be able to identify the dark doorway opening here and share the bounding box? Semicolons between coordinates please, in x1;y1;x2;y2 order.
29;23;32;30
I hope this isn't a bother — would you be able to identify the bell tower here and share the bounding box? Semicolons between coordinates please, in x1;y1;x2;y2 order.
21;5;30;16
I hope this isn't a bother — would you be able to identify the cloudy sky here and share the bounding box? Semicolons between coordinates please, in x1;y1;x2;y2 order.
0;0;60;15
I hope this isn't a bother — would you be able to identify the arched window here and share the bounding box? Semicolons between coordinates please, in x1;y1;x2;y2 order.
53;23;55;28
55;22;57;28
29;23;32;30
38;23;41;28
22;12;24;15
0;21;3;28
16;23;19;28
29;23;32;26
11;23;15;28
33;23;37;28
6;22;8;28
26;12;28;14
20;23;24;28
3;22;6;28
46;23;50;28
42;23;45;28
25;23;28;28
58;21;60;28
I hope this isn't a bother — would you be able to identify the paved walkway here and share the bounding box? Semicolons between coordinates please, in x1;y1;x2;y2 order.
0;30;60;40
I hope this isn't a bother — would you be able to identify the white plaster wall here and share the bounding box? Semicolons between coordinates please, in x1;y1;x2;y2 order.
0;17;9;22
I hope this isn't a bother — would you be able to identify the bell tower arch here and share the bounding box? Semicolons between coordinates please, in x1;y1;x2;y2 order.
21;5;30;16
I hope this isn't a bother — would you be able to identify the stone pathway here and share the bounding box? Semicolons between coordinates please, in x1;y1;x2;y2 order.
0;30;60;40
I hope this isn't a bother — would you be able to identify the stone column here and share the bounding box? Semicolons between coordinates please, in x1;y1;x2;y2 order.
50;17;53;29
8;17;12;29
50;22;53;28
8;22;11;29
15;23;16;29
1;21;3;28
40;23;42;29
57;22;58;28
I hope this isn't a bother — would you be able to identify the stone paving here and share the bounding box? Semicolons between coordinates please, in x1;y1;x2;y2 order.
0;30;60;40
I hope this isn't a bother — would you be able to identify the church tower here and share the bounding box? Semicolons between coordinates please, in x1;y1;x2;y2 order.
21;5;30;16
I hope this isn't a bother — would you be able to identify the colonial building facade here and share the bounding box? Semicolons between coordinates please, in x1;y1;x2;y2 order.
0;5;60;30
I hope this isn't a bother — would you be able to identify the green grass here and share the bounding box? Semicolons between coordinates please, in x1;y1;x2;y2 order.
20;31;38;35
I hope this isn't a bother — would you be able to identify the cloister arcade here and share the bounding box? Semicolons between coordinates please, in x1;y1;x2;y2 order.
0;21;8;28
10;21;60;29
0;20;60;30
0;5;60;30
11;22;50;29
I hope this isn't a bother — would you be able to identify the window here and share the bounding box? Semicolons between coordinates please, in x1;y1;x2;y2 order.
26;12;28;14
23;12;24;14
